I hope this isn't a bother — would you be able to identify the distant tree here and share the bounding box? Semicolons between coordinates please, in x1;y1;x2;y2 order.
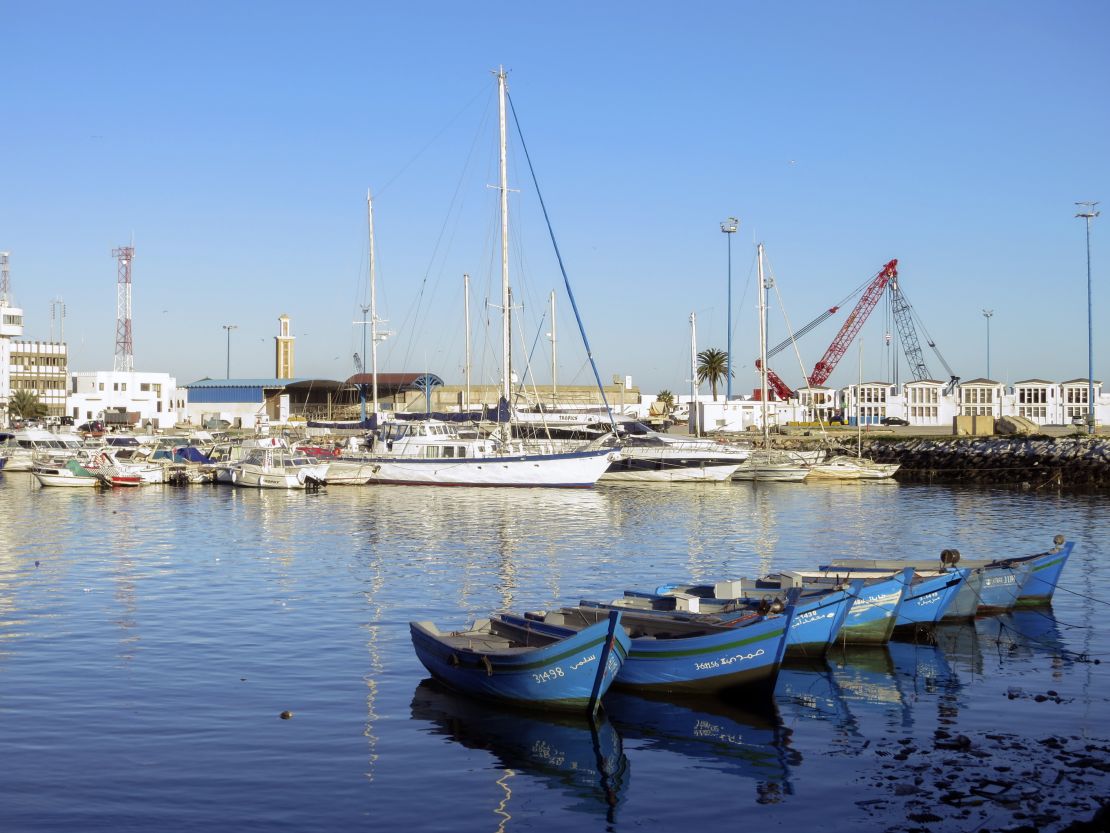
656;390;675;412
9;389;47;421
696;348;730;401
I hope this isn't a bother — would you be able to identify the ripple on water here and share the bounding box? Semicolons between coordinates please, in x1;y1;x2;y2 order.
0;476;1105;832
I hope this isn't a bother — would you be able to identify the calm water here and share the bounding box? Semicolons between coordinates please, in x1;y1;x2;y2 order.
0;475;1106;831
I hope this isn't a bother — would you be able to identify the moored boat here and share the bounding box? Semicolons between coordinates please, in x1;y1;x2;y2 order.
31;457;100;488
803;566;969;630
348;418;617;487
229;447;330;490
619;579;863;658
518;601;794;696
821;535;1072;614
753;569;913;645
409;610;627;713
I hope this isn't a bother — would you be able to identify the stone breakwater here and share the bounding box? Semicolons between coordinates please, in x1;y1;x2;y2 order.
859;437;1110;489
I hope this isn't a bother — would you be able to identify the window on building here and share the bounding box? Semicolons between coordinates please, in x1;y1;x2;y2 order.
141;383;150;392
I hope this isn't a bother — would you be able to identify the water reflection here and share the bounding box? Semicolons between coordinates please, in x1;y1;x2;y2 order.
605;691;798;801
409;679;628;822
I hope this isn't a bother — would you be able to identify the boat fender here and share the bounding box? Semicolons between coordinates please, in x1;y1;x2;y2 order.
1053;534;1065;549
768;597;785;615
756;596;773;616
940;548;961;566
482;656;493;677
448;654;460;667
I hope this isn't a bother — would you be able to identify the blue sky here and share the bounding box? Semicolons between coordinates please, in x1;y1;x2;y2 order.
3;2;1107;395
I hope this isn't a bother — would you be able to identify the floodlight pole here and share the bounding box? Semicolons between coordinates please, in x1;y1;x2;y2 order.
1076;202;1099;433
721;217;738;399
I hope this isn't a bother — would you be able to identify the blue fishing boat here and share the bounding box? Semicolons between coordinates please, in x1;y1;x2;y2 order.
986;536;1074;606
806;567;969;630
823;538;1069;616
748;569;913;645
616;579;862;658
409;610;627;713
512;602;794;696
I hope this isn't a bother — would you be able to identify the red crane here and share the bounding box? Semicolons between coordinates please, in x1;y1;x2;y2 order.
758;259;899;399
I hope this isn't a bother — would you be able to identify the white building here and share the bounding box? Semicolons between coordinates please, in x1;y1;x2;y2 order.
899;380;954;426
69;370;179;430
0;299;23;428
9;341;68;420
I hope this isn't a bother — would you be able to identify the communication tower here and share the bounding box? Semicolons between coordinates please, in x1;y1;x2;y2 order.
50;297;67;342
0;251;10;306
113;245;134;372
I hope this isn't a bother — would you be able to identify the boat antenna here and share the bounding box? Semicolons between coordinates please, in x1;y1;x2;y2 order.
505;91;617;431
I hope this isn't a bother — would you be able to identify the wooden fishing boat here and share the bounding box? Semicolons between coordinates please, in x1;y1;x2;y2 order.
749;569;914;645
799;567;969;629
821;535;1072;614
514;602;794;696
409;610;627;713
617;579;863;658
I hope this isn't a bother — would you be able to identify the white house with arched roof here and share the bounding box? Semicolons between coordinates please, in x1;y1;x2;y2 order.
959;378;1003;418
902;380;953;426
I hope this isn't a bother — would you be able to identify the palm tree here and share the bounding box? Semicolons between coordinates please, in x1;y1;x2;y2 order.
9;389;47;421
656;390;675;412
696;348;730;401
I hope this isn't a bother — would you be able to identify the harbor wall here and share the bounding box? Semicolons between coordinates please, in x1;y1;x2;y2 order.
859;436;1110;489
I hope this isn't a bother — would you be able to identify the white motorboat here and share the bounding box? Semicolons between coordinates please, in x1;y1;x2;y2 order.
85;450;166;485
31;458;100;488
599;423;746;483
229;447;330;489
1;428;83;472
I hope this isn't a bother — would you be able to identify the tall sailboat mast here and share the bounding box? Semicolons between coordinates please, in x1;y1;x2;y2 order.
757;242;769;449
367;190;380;416
464;273;472;412
550;290;557;403
497;67;511;407
690;312;698;437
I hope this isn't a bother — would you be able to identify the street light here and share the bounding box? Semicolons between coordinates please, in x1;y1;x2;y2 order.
981;309;993;380
1076;201;1099;434
721;216;739;399
222;324;238;379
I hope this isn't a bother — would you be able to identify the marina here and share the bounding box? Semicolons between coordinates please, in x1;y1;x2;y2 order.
0;471;1106;831
1;8;1107;831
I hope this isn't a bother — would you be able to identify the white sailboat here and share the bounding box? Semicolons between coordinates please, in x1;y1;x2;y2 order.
733;243;810;483
349;68;617;488
808;341;899;481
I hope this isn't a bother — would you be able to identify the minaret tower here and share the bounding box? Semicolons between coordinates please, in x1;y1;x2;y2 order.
275;314;295;379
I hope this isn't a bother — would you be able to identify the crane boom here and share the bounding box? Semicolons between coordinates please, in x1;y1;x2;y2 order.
808;259;898;387
889;281;931;381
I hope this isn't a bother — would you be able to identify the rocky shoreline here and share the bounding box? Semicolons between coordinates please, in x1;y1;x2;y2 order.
768;435;1110;489
865;437;1110;489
